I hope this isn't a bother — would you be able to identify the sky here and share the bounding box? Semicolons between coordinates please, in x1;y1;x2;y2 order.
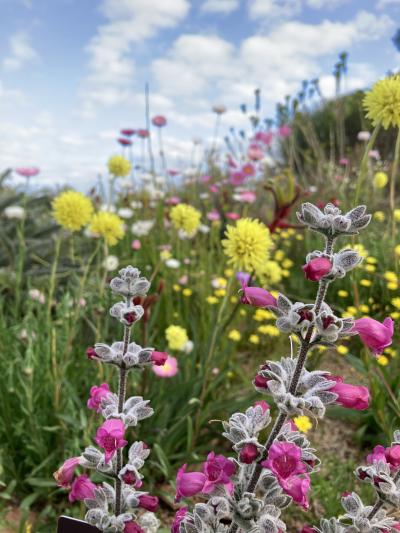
0;0;399;191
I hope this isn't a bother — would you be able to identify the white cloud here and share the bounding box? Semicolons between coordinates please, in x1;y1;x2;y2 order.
3;31;38;71
201;0;239;14
377;0;400;8
81;0;190;116
248;0;302;19
306;0;349;8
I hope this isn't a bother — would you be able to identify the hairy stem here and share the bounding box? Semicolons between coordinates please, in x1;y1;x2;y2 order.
367;469;400;520
115;320;131;516
229;237;334;533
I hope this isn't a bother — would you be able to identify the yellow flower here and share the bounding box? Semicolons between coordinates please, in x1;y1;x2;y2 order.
254;309;274;321
354;244;368;258
222;218;272;274
337;290;349;298
258;260;283;285
395;244;400;257
52;190;93;231
365;264;376;273
293;415;312;434
170;204;201;235
384;271;398;283
257;324;280;337
337;345;349;355
173;284;181;292
214;289;226;297
206;296;218;305
394;209;400;222
296;234;304;241
282;258;293;269
360;279;372;287
359;304;370;313
373;211;385;222
160;250;172;261
391;297;400;310
366;256;377;264
391;312;400;319
165;325;188;351
373;171;388;189
249;334;260;344
377;355;389;366
388;282;399;290
90;212;124;246
228;329;241;341
183;288;192;297
363;75;400;129
108;155;131;177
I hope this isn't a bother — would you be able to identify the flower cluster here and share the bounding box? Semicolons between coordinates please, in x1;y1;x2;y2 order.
172;201;397;533
55;266;164;532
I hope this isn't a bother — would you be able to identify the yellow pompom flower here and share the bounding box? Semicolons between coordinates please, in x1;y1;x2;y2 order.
52;190;93;231
374;171;388;189
170;204;201;235
165;325;188;351
222;218;272;274
228;329;241;341
89;212;124;246
249;334;260;345
337;345;349;355
377;355;389;366
364;76;400;129
293;415;312;434
394;209;400;222
108;155;131;177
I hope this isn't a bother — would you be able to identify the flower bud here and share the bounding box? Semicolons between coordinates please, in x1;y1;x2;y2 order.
151;351;169;366
302;257;332;281
239;443;259;464
86;346;97;359
138;494;159;512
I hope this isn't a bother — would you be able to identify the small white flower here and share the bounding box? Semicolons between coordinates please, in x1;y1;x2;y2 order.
131;220;155;236
103;255;119;271
198;224;210;234
155;175;166;185
117;207;134;219
29;288;45;304
199;192;209;200
165;258;180;269
183;340;194;354
4;205;25;219
130;200;143;209
357;131;371;142
100;204;116;213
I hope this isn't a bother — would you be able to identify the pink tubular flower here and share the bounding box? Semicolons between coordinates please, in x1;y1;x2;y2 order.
302;257;332;281
202;452;236;494
152;355;178;377
69;475;96;503
300;526;315;533
175;465;206;502
95;419;128;463
385;445;400;469
254;374;270;390
254;400;270;412
278;125;292;138
86;346;97;359
54;457;80;487
239;443;259;464
352;317;394;355
241;285;277;308
280;474;310;509
151;351;169;366
118;137;132;146
152;115;167;127
15;167;40;178
138;494;159;512
172;507;188;533
262;441;306;479
328;376;370;410
367;445;386;465
87;383;111;413
124;522;145;533
226;212;240;220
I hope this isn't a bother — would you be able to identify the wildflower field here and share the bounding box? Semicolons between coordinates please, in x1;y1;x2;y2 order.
1;18;400;533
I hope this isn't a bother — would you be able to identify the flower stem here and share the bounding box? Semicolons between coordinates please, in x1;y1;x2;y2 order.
114;318;131;516
354;123;381;205
368;469;400;520
390;127;400;235
229;237;334;533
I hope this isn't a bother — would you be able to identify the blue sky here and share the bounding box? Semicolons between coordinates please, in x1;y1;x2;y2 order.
0;0;399;190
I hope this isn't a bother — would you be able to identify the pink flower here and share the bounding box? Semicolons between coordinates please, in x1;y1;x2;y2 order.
280;475;310;509
121;129;135;136
124;522;145;533
138;494;159;511
15;167;40;178
152;355;178;378
241;163;255;176
239;443;259;464
137;129;149;138
172;507;188;533
121;469;142;487
175;465;206;502
207;210;221;221
151;351;169;366
152;115;167;127
54;457;80;487
202;452;236;494
201;174;211;182
131;239;141;250
118;137;132;146
278;125;292;138
352;317;394;355
339;158;349;166
241;285;277;308
302;257;332;281
209;185;219;193
299;526;315;533
86;346;97;359
254;131;273;146
367;445;386;465
237;190;256;203
226;212;240;220
247;143;264;161
227;155;237;168
328;376;370;410
254;400;270;412
229;171;246;186
254;374;270;390
95;419;128;463
87;383;111;413
69;475;96;503
166;196;181;205
385;445;400;469
262;441;306;479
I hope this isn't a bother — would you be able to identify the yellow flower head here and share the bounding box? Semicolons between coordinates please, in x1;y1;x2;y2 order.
52;190;93;232
293;415;312;434
170;204;201;235
165;325;188;351
363;76;400;129
374;171;388;189
222;218;272;274
228;329;241;341
108;155;132;177
90;212;124;246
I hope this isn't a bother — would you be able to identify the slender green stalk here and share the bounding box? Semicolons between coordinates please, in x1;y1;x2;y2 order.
354;123;381;205
390;127;400;234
